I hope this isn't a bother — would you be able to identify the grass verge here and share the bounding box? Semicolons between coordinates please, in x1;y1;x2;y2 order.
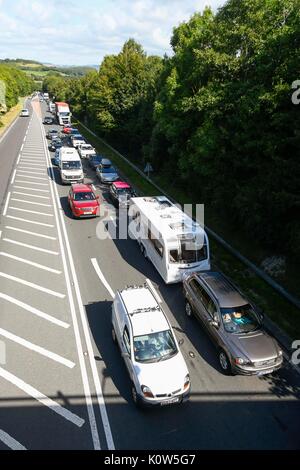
74;119;300;341
0;97;26;137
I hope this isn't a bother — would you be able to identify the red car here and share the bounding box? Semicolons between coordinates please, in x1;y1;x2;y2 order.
62;125;72;134
68;183;100;218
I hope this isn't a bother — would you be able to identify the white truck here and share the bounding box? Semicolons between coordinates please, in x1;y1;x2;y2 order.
55;101;72;126
59;147;84;184
43;92;49;101
77;143;96;159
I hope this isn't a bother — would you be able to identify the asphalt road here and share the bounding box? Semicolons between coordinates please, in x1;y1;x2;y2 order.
0;98;299;450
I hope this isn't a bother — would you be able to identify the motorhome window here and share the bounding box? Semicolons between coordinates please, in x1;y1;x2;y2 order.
148;229;164;258
169;249;179;263
179;241;207;264
62;161;81;170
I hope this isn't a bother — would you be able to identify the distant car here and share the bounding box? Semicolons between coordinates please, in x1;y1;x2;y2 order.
49;138;63;152
78;143;96;159
68;183;100;218
88;154;103;170
43;116;54;124
20;109;29;117
109;181;136;208
96;163;119;184
70;134;85;148
62;125;73;134
183;271;283;376
53;149;61;166
69;128;79;135
47;129;59;139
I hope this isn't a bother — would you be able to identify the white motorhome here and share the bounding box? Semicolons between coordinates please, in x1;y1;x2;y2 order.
55;101;72;125
59;147;83;184
128;196;210;284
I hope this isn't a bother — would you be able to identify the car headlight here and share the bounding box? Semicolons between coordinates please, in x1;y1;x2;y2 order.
278;350;283;356
183;374;190;390
234;357;250;365
141;385;154;398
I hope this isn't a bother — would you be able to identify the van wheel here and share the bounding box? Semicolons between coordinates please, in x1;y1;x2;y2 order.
112;327;116;343
219;349;232;375
185;300;193;317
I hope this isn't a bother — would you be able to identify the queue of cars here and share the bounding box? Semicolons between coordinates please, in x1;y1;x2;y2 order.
43;101;283;408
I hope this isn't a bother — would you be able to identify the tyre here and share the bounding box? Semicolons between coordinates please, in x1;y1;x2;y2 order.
131;384;142;408
218;349;232;375
185;300;193;317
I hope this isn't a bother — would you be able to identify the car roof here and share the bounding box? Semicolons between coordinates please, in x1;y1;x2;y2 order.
195;272;248;308
100;158;111;165
72;183;93;192
113;181;131;189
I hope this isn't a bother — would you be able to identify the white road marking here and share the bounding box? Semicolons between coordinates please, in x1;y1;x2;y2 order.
91;258;115;299
17;169;45;176
0;252;61;274
12;191;50;200
19;159;45;164
11;198;51;207
16;154;21;165
5;226;55;240
3;238;59;255
0;328;74;368
0;272;65;298
15;180;48;186
9;207;54;217
11;169;17;185
18;166;46;172
15;174;47;181
14;185;49;193
0;292;69;328
2;192;11;216
0;367;84;427
40;116;102;450
6;215;54;227
0;430;26;451
20;143;24;152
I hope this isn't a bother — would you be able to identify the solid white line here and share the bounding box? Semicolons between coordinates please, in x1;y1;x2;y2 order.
14;185;49;193
0;292;69;328
3;238;59;255
6;215;54;227
11;198;51;207
0;430;26;451
12;191;50;200
19;159;45;164
11;169;17;185
5;226;55;240
91;258;115;299
15;180;48;186
0;367;84;427
39;113;102;450
16;154;21;165
0;328;74;368
2;192;11;216
18;166;46;172
17;169;45;176
0;272;65;298
15;174;47;181
0;252;61;274
9;207;53;217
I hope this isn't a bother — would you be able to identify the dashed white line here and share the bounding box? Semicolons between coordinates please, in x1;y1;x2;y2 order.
11;169;17;185
5;226;56;240
91;258;115;299
3;238;59;255
0;272;65;298
16;154;21;165
9;207;53;217
0;252;61;274
2;192;11;216
11;198;51;207
6;215;54;227
0;328;74;368
0;429;26;451
12;191;50;200
0;367;84;427
0;292;69;328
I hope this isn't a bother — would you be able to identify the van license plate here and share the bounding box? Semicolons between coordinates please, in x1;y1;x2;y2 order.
161;397;180;406
258;369;273;376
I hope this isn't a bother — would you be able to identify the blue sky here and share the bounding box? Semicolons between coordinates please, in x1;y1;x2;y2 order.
0;0;226;66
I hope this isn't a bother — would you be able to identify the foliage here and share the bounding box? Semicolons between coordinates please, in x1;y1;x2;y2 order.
0;65;34;112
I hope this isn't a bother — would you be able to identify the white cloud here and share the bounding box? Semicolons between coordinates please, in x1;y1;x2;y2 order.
0;0;226;65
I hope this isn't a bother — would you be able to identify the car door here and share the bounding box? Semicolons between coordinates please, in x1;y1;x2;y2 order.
122;325;133;380
186;278;204;322
68;188;74;211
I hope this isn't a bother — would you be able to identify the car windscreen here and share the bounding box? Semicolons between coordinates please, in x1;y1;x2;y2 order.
169;241;207;264
116;188;134;196
62;161;81;170
74;191;95;201
101;167;116;173
133;330;178;363
220;304;260;334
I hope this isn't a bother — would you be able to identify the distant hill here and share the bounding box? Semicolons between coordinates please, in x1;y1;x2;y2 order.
0;58;96;77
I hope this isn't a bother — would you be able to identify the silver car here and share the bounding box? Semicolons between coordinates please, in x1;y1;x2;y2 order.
183;271;283;376
96;163;119;184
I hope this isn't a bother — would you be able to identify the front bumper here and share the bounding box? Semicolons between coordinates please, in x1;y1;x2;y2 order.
137;387;190;408
231;358;283;376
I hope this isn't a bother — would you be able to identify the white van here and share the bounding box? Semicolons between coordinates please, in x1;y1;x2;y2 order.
112;279;190;408
128;196;210;284
59;147;84;184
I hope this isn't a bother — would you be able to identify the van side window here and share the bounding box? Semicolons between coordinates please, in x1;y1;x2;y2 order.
123;326;131;355
148;228;164;258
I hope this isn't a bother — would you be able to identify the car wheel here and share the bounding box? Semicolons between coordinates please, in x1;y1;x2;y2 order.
185;300;193;317
219;349;232;375
131;385;142;408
